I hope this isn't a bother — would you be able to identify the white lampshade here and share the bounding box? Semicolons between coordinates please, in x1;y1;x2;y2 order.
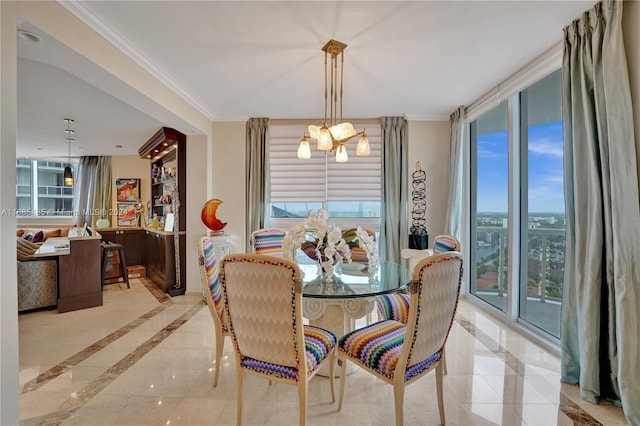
308;125;322;140
329;122;357;143
297;137;311;159
356;134;371;156
336;144;348;163
317;126;333;151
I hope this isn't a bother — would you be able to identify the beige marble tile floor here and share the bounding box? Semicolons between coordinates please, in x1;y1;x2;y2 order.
18;277;628;425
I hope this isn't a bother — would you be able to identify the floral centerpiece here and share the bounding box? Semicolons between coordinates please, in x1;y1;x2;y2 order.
282;209;379;278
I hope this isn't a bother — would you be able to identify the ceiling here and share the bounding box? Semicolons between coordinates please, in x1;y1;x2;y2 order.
16;1;594;158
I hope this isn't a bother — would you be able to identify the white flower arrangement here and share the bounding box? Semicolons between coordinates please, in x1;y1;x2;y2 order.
283;209;379;277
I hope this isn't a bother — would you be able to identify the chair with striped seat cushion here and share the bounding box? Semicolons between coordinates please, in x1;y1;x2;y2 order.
377;235;461;323
338;252;463;426
220;253;337;426
198;237;230;387
433;234;461;254
343;227;376;264
250;228;286;257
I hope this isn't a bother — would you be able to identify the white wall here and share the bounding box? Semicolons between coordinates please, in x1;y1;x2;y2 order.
211;121;246;253
186;134;209;293
407;120;451;241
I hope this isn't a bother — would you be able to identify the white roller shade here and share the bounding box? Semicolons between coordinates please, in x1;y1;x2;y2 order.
269;119;381;203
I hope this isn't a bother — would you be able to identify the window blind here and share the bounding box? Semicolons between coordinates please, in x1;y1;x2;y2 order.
269;119;381;203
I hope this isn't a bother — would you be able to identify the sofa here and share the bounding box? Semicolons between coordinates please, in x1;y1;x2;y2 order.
16;238;58;312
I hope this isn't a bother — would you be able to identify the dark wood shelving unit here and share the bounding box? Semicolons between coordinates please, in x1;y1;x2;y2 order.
138;127;186;296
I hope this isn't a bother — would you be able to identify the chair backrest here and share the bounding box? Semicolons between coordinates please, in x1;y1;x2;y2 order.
432;234;460;253
250;228;286;257
399;252;463;378
345;228;376;263
198;237;227;329
220;254;305;374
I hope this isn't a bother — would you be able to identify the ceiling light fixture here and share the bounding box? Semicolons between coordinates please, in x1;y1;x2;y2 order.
63;118;74;186
297;39;370;163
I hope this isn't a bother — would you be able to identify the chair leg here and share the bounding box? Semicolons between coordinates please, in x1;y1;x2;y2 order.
236;368;244;426
298;379;307;426
328;350;336;403
213;331;224;387
442;346;448;375
393;383;405;426
436;362;446;425
338;353;348;411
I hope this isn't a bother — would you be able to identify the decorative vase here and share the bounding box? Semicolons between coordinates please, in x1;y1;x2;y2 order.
95;218;110;229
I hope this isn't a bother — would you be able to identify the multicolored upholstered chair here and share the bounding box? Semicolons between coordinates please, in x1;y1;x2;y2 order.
250;228;286;257
220;254;337;426
344;227;376;263
378;234;461;323
337;252;463;426
197;237;230;387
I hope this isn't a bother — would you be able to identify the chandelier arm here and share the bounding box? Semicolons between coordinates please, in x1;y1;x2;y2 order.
339;49;344;124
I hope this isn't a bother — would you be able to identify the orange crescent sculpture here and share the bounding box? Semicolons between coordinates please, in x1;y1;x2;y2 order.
201;198;228;231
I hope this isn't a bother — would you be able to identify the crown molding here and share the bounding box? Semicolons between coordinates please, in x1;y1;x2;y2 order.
403;113;450;122
58;0;214;121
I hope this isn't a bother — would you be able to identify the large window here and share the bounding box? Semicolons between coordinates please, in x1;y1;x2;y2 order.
268;120;382;231
469;69;565;340
16;159;76;216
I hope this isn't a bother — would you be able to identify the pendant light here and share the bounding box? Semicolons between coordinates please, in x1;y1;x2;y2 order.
63;118;74;186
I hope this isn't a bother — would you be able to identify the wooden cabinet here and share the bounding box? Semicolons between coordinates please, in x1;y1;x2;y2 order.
143;229;185;296
99;229;145;266
58;237;102;313
139;128;186;295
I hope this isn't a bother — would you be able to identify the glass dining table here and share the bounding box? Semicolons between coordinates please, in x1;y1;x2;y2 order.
300;259;410;337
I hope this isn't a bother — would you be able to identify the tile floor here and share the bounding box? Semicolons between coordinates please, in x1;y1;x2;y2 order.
18;277;628;425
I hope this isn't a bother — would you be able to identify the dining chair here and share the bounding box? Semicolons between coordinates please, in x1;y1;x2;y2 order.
249;228;287;257
377;235;461;373
219;253;337;426
378;235;461;320
197;236;230;387
337;252;463;426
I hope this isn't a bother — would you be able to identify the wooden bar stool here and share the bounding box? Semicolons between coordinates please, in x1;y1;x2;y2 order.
101;242;129;288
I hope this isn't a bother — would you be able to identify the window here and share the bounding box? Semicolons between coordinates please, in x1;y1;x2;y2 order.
268;120;382;231
16;159;76;216
469;69;565;341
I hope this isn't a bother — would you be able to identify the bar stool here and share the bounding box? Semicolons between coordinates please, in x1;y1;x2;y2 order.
101;242;129;288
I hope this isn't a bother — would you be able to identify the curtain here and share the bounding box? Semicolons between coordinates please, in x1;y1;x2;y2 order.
74;156;112;228
92;156;112;227
245;117;269;250
380;117;408;264
443;106;465;241
74;156;98;227
561;1;640;424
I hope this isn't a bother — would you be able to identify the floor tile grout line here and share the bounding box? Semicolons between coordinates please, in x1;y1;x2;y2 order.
34;303;205;426
21;279;172;394
454;313;604;426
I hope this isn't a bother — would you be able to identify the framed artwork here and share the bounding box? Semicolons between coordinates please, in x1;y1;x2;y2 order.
117;203;138;227
116;178;140;202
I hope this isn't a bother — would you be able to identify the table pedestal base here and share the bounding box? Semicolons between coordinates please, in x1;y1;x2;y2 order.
304;297;375;377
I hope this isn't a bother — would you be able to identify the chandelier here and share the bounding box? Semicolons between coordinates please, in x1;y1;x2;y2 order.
297;39;370;163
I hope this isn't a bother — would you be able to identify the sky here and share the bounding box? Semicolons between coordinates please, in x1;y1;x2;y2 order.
477;121;565;214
